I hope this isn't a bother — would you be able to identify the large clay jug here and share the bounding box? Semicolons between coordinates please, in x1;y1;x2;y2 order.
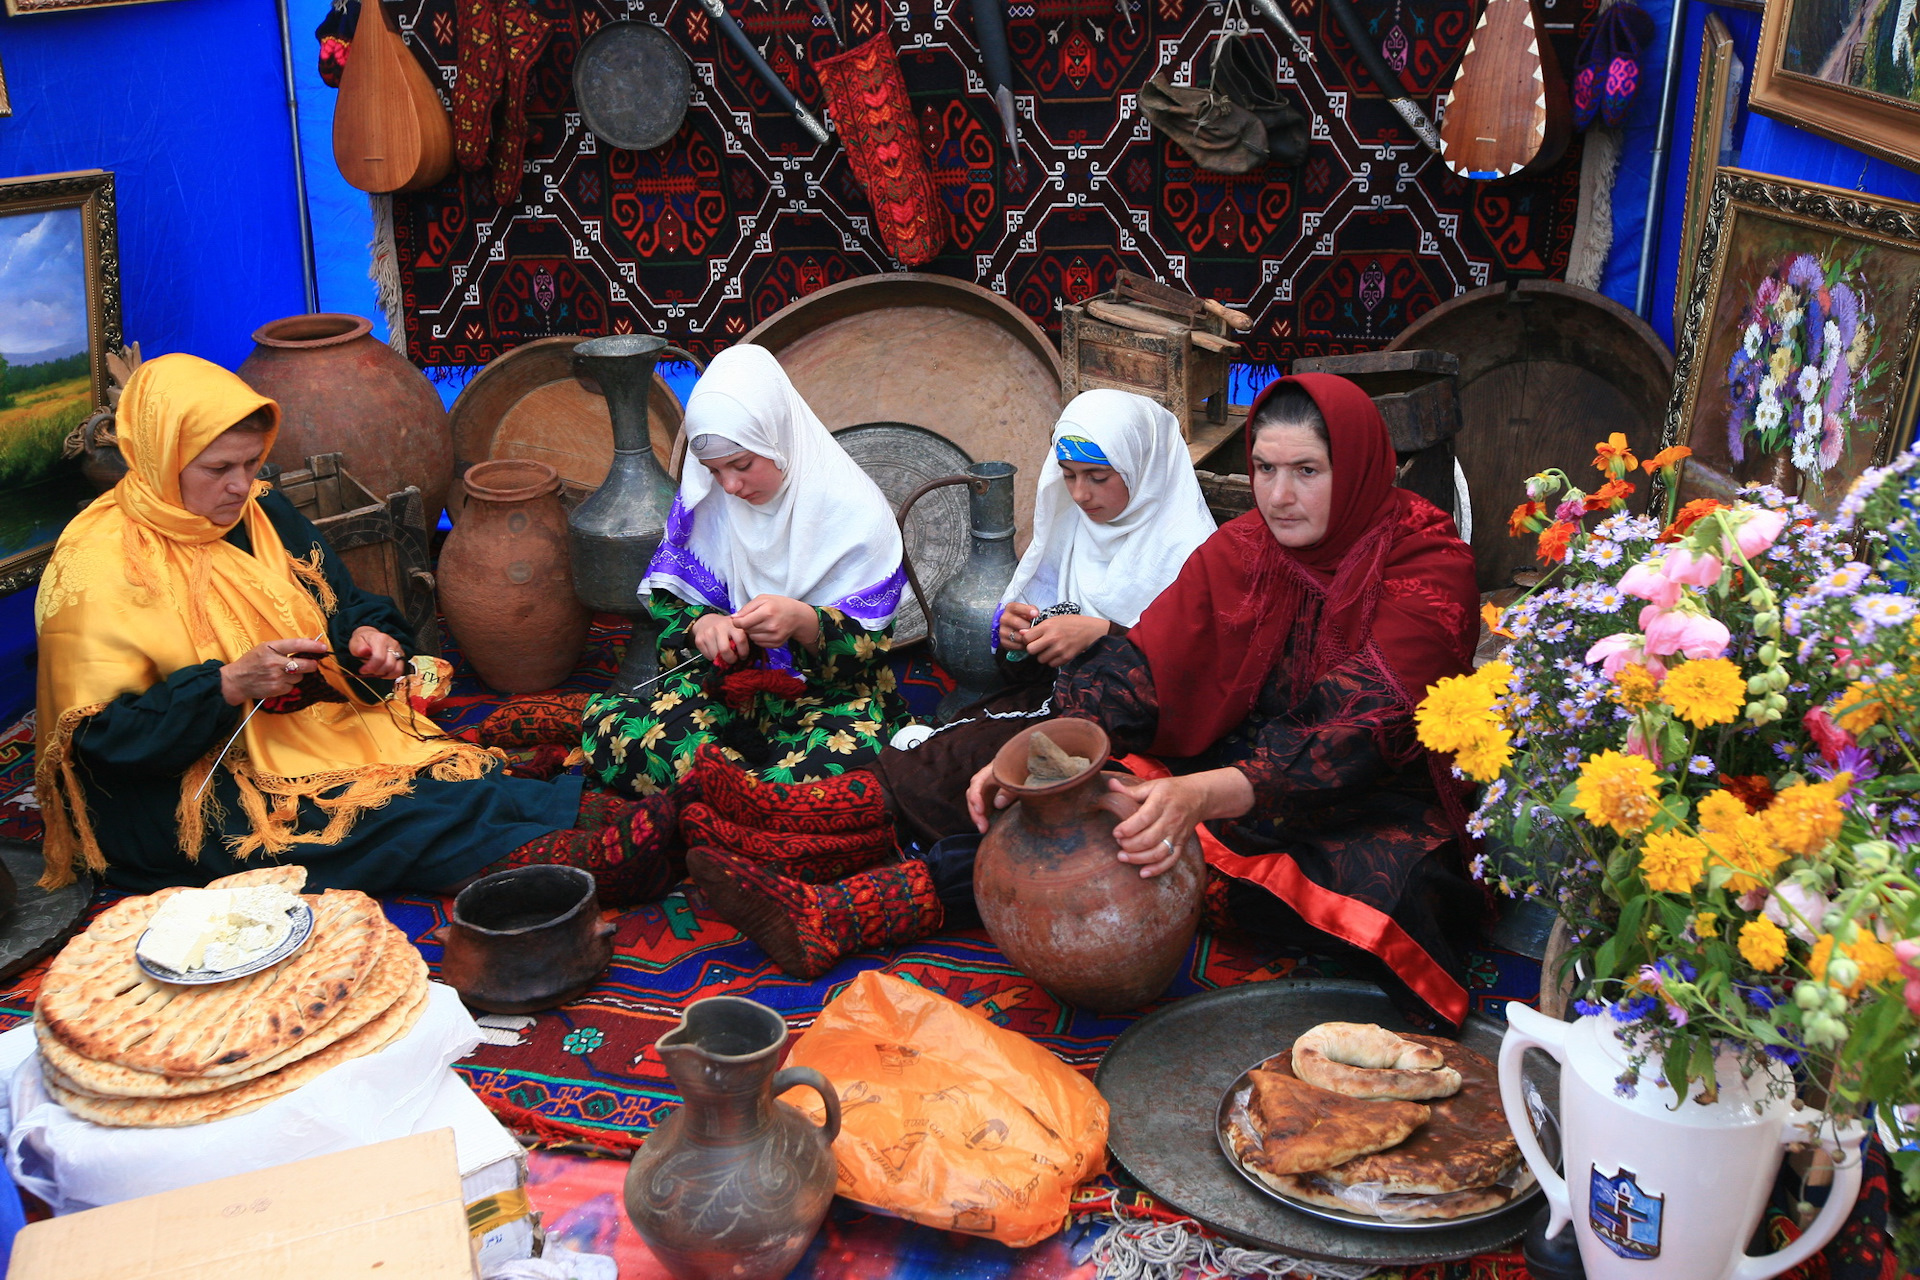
436;460;589;693
1500;1003;1865;1280
973;718;1203;1012
237;314;455;523
625;997;842;1280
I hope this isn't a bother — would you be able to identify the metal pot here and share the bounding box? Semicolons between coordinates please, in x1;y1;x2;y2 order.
897;461;1019;720
431;865;616;1014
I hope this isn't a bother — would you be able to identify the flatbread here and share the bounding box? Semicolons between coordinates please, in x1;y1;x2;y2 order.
37;926;421;1098
41;967;431;1128
1265;1172;1516;1220
207;865;310;893
1241;1070;1429;1175
38;889;384;1078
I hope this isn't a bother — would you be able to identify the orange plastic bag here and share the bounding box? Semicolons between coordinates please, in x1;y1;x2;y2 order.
779;970;1108;1247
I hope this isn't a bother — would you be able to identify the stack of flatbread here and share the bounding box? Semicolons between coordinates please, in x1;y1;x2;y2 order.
31;866;429;1128
1226;1021;1523;1222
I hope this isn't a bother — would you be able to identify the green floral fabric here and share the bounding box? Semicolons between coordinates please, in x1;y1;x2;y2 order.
581;591;910;796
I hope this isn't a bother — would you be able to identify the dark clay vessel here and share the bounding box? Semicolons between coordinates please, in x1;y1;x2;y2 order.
973;718;1203;1013
236;313;455;522
432;865;616;1014
625;997;841;1280
436;459;590;693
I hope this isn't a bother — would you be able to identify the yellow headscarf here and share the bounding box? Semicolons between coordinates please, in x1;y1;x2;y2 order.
34;353;493;887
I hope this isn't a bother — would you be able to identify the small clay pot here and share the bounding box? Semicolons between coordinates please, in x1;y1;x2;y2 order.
973;717;1203;1012
437;459;590;693
432;865;617;1014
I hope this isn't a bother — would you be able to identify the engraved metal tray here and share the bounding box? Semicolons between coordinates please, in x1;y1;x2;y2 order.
833;422;972;646
1095;978;1558;1266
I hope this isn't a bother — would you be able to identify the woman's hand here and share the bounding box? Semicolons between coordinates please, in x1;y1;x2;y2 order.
1022;613;1110;667
732;595;821;652
966;760;1013;833
999;603;1039;652
693;612;751;668
349;626;407;680
220;638;329;706
1107;768;1256;878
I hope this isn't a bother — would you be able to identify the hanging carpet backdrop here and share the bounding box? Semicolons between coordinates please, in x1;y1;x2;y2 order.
387;0;1594;366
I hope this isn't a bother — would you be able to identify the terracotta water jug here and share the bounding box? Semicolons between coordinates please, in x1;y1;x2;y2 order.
973;718;1203;1012
437;460;589;693
625;997;841;1280
237;314;455;522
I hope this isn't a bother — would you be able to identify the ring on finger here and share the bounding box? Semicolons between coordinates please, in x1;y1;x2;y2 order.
284;660;300;674
1162;837;1176;854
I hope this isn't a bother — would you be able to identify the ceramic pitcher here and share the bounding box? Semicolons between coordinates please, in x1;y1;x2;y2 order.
1499;1001;1864;1280
625;997;841;1280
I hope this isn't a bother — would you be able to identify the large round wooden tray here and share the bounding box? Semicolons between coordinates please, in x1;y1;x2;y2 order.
448;335;684;517
1095;979;1556;1267
1389;281;1674;592
744;274;1063;547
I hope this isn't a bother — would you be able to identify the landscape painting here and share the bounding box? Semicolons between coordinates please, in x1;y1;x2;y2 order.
1780;0;1920;103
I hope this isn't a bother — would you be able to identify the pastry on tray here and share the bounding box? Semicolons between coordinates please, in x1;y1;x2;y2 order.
1292;1022;1462;1101
1238;1070;1429;1176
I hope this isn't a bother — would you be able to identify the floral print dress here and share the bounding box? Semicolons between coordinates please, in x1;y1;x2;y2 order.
581;591;911;796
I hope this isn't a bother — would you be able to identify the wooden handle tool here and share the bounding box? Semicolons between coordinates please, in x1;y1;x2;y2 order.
1203;299;1254;332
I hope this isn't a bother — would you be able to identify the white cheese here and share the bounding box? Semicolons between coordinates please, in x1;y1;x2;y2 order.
136;886;301;974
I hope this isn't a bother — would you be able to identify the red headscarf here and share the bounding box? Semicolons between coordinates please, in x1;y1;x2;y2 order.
1127;373;1477;757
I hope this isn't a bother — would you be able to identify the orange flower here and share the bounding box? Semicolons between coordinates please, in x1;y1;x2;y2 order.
1717;773;1777;814
1509;501;1546;537
1642;445;1693;474
1584;478;1637;512
1593;432;1638;477
1661;498;1726;543
1536;521;1576;565
1482;602;1513;638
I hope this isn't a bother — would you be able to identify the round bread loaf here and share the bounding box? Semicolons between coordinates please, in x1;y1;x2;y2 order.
1292;1022;1462;1101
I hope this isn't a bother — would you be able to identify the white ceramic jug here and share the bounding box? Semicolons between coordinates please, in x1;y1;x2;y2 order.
1499;1001;1865;1280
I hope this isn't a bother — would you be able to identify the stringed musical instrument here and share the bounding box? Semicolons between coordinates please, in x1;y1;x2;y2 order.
1437;0;1571;180
333;0;454;194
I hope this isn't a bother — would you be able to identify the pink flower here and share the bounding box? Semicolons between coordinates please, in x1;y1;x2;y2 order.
1625;722;1662;765
1907;977;1920;1019
1620;563;1683;608
1802;707;1855;765
1895;938;1920;978
1725;508;1788;560
1554;498;1586;523
1587;633;1643;676
1663;548;1723;587
1763;882;1831;944
1642;609;1731;659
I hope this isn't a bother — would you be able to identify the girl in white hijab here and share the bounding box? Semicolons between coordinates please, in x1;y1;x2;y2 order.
996;389;1215;667
582;345;911;797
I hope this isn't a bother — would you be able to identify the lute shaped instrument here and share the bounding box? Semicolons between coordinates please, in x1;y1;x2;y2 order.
333;0;454;194
1437;0;1570;180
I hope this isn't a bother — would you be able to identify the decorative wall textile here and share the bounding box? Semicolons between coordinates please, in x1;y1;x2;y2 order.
813;33;948;267
385;0;1595;367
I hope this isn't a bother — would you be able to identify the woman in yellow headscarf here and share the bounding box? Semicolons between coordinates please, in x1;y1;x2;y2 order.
34;353;679;900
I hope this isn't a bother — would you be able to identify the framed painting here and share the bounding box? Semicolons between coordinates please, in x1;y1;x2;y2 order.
1665;169;1920;510
0;46;11;118
1677;14;1746;335
1750;0;1920;172
0;171;122;593
4;0;177;15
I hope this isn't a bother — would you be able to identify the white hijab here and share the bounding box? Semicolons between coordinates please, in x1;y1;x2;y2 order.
642;345;905;630
999;390;1215;627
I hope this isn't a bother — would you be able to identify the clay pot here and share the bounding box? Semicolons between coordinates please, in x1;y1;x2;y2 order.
431;865;616;1014
236;314;455;522
974;718;1203;1013
437;459;589;693
626;997;841;1280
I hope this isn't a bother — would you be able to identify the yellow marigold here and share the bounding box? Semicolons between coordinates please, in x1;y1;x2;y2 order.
1694;911;1720;939
1611;662;1661;711
1415;673;1500;755
1703;811;1787;893
1639;829;1707;894
1762;775;1851;858
1810;931;1900;997
1454;727;1514;783
1739;917;1789;972
1696;789;1751;831
1661;658;1746;728
1574;751;1662;835
1834;680;1884;735
1475;660;1514;695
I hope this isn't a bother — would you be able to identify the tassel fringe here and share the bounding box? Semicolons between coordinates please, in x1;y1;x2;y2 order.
1081;1201;1378;1280
289;549;339;616
36;703;110;889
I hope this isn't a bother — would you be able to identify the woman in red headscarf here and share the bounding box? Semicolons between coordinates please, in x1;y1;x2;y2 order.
970;373;1485;1025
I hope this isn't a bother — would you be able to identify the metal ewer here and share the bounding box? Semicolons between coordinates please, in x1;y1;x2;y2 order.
897;461;1019;721
567;335;703;694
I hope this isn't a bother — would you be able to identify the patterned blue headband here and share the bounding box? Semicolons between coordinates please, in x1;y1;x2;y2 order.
1055;435;1111;466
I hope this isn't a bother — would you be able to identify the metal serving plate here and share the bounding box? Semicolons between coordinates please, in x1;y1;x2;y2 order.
832;422;973;646
1095;978;1558;1267
136;900;315;986
1214;1058;1539;1232
573;22;692;153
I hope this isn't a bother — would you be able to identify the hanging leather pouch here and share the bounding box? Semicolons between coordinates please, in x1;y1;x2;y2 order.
1139;73;1271;174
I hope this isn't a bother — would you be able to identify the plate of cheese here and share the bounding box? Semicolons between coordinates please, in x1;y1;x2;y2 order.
134;883;315;985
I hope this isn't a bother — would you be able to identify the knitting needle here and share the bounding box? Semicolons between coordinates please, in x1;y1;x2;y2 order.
191;636;327;804
627;653;707;696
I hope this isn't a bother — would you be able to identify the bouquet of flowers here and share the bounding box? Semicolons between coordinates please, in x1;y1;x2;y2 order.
1724;244;1885;487
1419;435;1920;1141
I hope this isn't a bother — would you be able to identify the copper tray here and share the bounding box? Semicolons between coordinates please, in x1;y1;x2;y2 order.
744;274;1063;548
448;335;684;517
1094;978;1557;1266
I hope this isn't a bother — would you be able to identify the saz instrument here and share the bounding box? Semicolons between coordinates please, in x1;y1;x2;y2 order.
1437;0;1570;180
333;0;454;195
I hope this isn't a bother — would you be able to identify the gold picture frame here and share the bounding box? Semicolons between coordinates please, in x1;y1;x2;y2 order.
0;171;122;593
4;0;177;16
1677;15;1744;335
0;45;12;118
1750;0;1920;173
1665;169;1920;511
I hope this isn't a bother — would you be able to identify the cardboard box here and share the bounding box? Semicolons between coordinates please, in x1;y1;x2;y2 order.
416;1069;540;1269
8;1128;476;1280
